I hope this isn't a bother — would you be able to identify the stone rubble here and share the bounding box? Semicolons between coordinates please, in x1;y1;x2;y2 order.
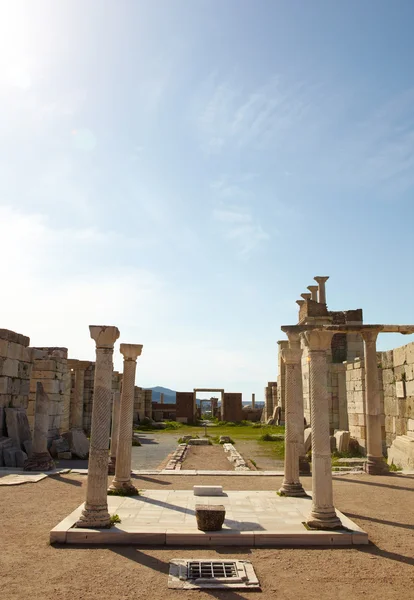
222;443;250;471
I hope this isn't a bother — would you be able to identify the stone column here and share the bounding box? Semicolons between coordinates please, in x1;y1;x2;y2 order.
303;329;342;529
23;382;55;471
160;392;164;404
362;329;388;474
72;361;89;429
307;285;319;302
314;276;329;304
76;325;120;528
109;343;143;495
108;391;121;475
279;334;307;497
301;293;311;301
251;393;255;409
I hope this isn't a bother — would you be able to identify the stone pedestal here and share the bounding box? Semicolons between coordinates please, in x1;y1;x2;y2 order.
108;391;121;475
279;335;307;497
76;326;120;529
195;504;225;531
303;330;342;529
108;344;142;495
362;330;388;475
23;382;55;471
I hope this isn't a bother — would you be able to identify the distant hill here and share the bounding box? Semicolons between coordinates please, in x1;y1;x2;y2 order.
145;386;176;403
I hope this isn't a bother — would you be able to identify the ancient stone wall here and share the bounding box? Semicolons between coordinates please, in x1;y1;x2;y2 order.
222;392;242;422
379;342;414;448
176;392;194;423
28;348;70;440
133;386;145;422
0;329;32;436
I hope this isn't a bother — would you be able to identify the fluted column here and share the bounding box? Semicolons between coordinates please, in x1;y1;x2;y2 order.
108;391;121;475
279;334;307;497
24;382;55;471
362;329;388;474
109;343;143;495
76;325;120;528
72;361;90;430
303;329;342;529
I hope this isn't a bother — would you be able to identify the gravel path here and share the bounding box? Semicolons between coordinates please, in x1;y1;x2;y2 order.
1;472;413;599
181;445;235;470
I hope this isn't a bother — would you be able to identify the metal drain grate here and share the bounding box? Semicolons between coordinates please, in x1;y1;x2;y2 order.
188;561;238;580
168;559;260;590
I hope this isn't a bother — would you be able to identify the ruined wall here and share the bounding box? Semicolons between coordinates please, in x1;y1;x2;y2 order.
0;329;32;436
133;386;145;422
176;392;194;423
222;392;243;422
379;342;414;448
28;348;71;440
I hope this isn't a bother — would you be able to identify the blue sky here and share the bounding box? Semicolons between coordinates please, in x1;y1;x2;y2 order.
1;0;414;400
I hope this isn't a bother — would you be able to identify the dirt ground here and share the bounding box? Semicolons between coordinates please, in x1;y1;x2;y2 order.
0;472;413;599
181;445;235;470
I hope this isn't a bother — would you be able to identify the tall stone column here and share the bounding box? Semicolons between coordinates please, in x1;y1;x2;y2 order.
72;362;89;429
303;329;342;529
24;382;55;471
108;391;121;475
251;393;255;409
76;325;120;528
109;343;142;495
307;285;319;302
362;329;388;474
279;334;307;497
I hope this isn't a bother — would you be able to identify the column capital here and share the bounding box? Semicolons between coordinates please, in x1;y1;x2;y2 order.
277;339;289;348
89;326;120;348
314;276;329;284
307;285;319;301
301;293;311;301
281;347;302;365
296;299;305;307
286;331;301;349
361;329;380;344
302;329;333;351
120;343;143;361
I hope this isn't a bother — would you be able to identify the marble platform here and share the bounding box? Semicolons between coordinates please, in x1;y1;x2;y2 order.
51;490;368;547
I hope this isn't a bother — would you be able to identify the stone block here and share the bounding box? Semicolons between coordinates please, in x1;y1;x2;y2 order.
5;407;32;449
193;485;224;496
57;451;72;460
304;427;312;453
187;439;210;446
50;436;70;457
334;430;350;453
0;329;30;346
405;365;414;381
15;449;27;467
405;380;414;397
382;369;395;385
381;350;394;369
4;447;18;467
17;362;31;379
195;504;225;531
406;343;414;364
23;439;33;457
388;435;414;469
0;358;19;378
393;346;407;368
62;429;89;459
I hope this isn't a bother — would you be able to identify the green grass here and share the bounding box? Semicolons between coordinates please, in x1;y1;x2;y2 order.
389;462;402;472
109;514;121;526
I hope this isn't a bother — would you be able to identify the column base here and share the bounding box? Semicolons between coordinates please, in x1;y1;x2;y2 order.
108;457;116;475
278;481;308;497
365;456;389;475
108;479;138;496
75;505;111;528
306;510;342;530
23;453;55;472
299;456;311;475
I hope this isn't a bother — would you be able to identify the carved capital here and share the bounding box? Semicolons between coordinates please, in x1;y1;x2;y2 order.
281;347;302;365
361;329;379;345
89;325;120;348
302;329;333;351
301;293;311;301
286;332;301;351
120;343;143;361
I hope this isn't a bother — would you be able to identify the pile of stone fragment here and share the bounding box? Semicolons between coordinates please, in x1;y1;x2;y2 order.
222;442;250;471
